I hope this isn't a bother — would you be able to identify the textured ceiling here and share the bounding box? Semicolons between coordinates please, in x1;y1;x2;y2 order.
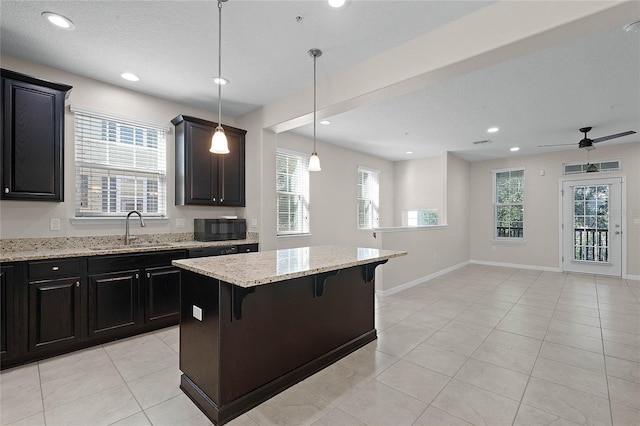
1;0;638;161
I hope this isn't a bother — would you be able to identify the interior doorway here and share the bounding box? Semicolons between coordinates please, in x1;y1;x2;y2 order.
561;177;623;276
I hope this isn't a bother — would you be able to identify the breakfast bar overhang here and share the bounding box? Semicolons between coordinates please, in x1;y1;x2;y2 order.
172;246;406;425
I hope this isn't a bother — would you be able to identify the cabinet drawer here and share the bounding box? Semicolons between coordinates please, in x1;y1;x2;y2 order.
29;258;82;280
88;250;187;274
188;245;237;258
237;244;258;253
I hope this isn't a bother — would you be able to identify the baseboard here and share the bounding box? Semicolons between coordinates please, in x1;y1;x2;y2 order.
469;259;562;273
624;274;640;281
376;260;470;297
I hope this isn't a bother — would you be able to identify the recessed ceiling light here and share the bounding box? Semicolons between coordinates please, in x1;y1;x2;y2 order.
320;120;331;125
327;0;346;8
213;77;229;85
42;12;75;30
487;127;499;133
624;20;640;32
120;72;139;82
406;151;414;155
510;147;520;152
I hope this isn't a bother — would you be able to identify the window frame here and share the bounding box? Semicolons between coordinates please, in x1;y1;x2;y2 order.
357;166;380;230
72;106;168;219
404;209;439;227
276;148;310;236
492;167;525;240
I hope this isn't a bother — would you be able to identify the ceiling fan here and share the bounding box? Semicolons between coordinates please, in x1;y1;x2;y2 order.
539;126;636;151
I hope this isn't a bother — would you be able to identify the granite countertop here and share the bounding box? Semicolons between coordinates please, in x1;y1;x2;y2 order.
1;235;259;262
172;245;407;288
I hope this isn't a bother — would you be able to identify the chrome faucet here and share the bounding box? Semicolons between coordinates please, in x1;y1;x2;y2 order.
125;210;146;245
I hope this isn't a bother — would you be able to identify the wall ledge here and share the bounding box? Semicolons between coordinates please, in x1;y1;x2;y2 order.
373;225;448;233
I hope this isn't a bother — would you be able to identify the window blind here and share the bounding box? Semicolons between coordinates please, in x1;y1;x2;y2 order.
357;166;379;229
276;150;310;235
73;109;167;217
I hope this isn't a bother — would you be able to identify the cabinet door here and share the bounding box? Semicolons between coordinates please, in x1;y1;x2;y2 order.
218;130;245;207
1;76;67;201
88;270;140;337
145;266;181;324
185;122;216;204
28;277;82;352
1;265;15;358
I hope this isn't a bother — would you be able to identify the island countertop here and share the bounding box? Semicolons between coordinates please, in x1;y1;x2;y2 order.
172;245;407;288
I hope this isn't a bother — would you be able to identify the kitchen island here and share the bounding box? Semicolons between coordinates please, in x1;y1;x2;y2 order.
172;245;406;425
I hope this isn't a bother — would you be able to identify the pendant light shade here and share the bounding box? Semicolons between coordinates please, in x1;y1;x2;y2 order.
308;48;322;172
309;152;321;171
211;126;230;154
210;0;230;154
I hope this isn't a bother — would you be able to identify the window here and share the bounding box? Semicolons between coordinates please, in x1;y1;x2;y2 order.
564;160;620;175
276;150;310;235
357;166;379;229
72;107;167;217
406;209;438;226
493;168;524;239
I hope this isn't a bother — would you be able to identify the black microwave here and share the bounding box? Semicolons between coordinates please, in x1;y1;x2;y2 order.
194;219;247;241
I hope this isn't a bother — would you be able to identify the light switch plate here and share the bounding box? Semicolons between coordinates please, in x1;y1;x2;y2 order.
50;218;61;231
634;219;640;226
192;305;203;321
176;218;186;228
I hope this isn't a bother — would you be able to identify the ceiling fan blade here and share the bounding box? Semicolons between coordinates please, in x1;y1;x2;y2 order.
537;142;576;148
593;130;636;143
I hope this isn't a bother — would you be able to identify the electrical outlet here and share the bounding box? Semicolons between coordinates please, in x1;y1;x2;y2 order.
50;218;61;231
176;218;186;228
634;219;640;226
251;218;258;228
193;305;203;321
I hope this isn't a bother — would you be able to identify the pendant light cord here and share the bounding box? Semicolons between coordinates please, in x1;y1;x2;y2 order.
217;0;223;129
313;53;317;153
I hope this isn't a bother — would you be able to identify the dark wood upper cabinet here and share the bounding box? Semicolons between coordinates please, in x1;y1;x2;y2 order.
172;115;246;207
1;69;72;201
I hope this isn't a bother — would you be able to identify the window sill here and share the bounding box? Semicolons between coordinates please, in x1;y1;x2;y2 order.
71;217;169;225
277;233;311;239
491;238;527;245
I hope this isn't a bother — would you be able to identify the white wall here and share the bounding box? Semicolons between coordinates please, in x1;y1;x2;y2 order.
393;155;443;226
0;55;246;239
469;142;640;277
270;131;394;250
376;152;471;293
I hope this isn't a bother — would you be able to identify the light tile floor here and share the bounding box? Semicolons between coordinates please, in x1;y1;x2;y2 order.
1;265;639;426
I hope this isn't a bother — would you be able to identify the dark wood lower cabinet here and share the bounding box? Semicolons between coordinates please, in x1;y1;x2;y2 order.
88;270;140;338
1;245;256;370
1;265;16;360
145;266;181;324
28;277;82;352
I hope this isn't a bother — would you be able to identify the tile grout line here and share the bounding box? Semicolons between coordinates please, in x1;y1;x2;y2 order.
596;280;616;426
37;361;46;426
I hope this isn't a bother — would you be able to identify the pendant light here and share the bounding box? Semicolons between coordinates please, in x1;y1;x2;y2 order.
210;0;230;154
308;48;322;172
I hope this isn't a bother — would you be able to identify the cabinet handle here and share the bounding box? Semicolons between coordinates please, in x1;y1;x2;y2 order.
220;198;224;203
212;197;216;202
135;273;139;279
4;188;8;194
52;266;60;271
147;272;150;278
76;281;80;288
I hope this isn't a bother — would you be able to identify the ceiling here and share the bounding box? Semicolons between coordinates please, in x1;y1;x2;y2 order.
1;1;639;162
